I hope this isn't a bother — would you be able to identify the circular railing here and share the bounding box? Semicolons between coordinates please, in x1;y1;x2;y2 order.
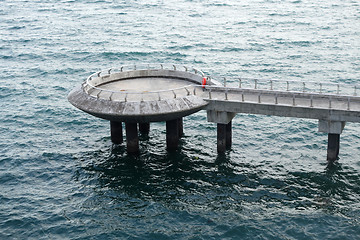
82;63;207;102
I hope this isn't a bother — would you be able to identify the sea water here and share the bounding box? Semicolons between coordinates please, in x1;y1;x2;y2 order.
0;0;359;239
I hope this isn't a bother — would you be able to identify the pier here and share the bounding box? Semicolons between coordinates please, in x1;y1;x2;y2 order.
68;64;360;162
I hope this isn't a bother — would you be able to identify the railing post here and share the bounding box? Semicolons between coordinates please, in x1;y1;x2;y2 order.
292;94;296;106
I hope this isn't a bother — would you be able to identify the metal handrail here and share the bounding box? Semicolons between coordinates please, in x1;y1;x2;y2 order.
204;85;360;99
209;76;359;96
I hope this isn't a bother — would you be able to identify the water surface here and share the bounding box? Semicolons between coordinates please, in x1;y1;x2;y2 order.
0;0;359;239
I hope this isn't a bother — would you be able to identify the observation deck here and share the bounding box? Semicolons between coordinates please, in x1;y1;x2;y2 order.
68;64;210;123
68;63;360;162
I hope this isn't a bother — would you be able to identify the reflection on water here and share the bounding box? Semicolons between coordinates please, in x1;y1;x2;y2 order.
70;144;360;238
78;143;359;213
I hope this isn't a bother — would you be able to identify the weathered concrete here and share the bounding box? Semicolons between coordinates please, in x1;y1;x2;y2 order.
318;120;346;134
68;68;211;123
204;87;360;122
125;122;139;153
207;110;236;124
110;121;123;144
68;86;208;123
205;99;360;123
166;119;179;150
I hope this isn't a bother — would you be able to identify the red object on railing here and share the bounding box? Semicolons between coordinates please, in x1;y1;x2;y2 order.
202;77;207;88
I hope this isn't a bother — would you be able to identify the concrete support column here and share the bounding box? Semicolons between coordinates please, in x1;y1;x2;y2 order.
110;121;123;144
166;119;179;150
125;122;139;153
217;121;232;153
217;123;227;153
327;133;340;162
318;120;346;162
178;118;183;138
226;121;232;149
139;123;150;135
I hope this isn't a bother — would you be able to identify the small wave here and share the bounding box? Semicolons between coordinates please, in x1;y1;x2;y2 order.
8;26;26;30
276;40;319;47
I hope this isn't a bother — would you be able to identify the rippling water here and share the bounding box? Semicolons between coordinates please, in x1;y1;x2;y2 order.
1;0;359;239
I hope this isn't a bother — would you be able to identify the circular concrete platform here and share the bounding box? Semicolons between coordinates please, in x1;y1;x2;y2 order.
68;65;209;123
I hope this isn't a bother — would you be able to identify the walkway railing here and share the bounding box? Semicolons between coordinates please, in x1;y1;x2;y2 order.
204;76;360;111
209;76;359;95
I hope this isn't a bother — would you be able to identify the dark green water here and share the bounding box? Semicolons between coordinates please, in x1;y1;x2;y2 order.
1;0;359;239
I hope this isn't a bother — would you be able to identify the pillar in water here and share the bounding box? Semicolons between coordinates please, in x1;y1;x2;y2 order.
327;133;340;162
166;119;179;150
318;120;345;162
125;122;139;153
139;123;150;135
110;121;123;144
217;123;227;153
226;121;232;149
178;118;183;138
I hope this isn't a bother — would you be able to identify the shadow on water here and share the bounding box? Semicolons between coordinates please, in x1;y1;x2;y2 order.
75;143;360;212
75;144;253;211
285;160;360;215
70;143;360;238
